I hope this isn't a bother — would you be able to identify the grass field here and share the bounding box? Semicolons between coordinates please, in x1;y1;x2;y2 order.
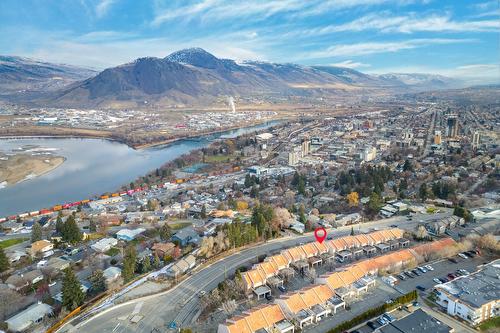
479;317;500;331
168;222;192;230
0;238;28;249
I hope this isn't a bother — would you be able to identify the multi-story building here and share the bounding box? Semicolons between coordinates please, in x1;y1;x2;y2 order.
446;114;459;137
434;130;442;145
472;131;481;149
435;260;499;325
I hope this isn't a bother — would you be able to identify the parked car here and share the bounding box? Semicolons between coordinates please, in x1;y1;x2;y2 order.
416;285;426;291
459;269;470;275
425;265;434;271
465;251;476;258
433;278;442;284
404;271;414;278
265;294;274;301
448;258;458;263
417;266;427;273
458;253;468;259
198;291;206;297
412;269;421;276
377;317;387;326
447;273;456;280
439;278;448;283
382;313;395;322
397;274;406;281
278;286;286;292
367;321;377;329
48;281;57;287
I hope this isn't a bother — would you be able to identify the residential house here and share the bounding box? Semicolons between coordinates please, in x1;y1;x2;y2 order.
217;304;294;333
116;228;145;241
29;240;54;256
6;274;29;291
24;269;44;285
91;237;118;252
103;267;122;284
171;227;200;247
5;302;53;332
151;242;176;258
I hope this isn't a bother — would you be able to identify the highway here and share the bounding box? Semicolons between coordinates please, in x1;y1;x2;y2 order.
65;211;451;333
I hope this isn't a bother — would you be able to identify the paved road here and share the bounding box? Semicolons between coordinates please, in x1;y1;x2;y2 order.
68;212;451;333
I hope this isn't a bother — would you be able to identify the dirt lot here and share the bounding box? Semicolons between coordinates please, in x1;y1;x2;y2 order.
0;153;65;186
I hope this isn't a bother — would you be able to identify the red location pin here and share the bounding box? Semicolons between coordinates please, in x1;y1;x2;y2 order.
314;227;327;244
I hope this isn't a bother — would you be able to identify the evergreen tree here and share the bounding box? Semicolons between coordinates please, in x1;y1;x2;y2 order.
88;269;106;293
159;224;172;241
0;247;9;272
153;253;161;269
62;267;85;311
122;245;137;282
419;183;428;202
350;226;355;236
201;204;207;219
56;216;64;234
31;222;43;243
141;257;151;273
62;215;82;244
89;219;97;233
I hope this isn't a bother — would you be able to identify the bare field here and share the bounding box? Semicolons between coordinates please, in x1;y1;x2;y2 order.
0;154;65;186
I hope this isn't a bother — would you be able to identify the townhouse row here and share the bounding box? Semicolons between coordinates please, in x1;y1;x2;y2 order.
242;228;408;297
219;237;456;333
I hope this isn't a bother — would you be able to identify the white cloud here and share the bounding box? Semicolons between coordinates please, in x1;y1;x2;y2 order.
95;0;117;18
299;12;499;36
151;0;420;26
303;38;474;59
329;60;371;69
22;32;264;69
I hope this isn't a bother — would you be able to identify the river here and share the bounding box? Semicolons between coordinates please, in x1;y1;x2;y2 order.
0;121;280;216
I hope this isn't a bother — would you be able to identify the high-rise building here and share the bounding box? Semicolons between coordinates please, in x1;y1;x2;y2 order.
446;114;459;137
472;131;481;149
301;140;311;157
288;151;300;166
434;130;442;145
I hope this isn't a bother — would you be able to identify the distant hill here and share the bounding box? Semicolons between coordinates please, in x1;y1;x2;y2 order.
376;73;463;90
0;56;97;94
0;49;464;108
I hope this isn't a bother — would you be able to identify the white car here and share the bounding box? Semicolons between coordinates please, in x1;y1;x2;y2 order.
432;278;441;284
458;253;468;259
425;265;434;271
48;281;57;287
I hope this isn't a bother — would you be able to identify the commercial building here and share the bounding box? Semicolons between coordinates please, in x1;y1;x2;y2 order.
447;114;459;137
435;260;499;325
434;130;442;145
377;309;453;333
472;131;481;149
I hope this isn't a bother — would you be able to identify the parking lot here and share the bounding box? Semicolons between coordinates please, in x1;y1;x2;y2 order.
308;253;488;333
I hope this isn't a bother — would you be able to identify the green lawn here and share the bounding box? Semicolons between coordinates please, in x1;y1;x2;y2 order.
479;317;500;331
168;222;192;230
105;247;121;257
0;238;28;249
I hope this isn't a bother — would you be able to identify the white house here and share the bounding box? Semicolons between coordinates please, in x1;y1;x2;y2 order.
5;302;53;332
91;237;118;252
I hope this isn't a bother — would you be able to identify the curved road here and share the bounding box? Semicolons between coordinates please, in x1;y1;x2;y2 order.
64;212;450;333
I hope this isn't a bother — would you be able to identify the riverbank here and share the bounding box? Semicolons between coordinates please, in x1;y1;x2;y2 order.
0;154;65;187
0;117;290;150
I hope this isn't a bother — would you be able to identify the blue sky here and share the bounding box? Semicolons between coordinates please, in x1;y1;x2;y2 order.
0;0;499;83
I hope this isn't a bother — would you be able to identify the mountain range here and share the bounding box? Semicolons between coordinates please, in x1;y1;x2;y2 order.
0;48;463;108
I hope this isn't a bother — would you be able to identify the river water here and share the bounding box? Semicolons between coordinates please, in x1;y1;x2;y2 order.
0;121;279;216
